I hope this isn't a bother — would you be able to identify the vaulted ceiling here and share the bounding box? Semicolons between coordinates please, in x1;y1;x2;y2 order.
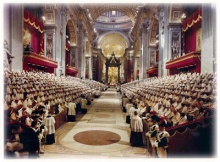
99;33;128;58
77;4;145;58
80;4;142;23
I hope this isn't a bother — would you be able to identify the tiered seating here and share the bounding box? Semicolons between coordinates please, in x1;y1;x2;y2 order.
4;70;106;130
5;71;92;112
4;70;106;158
121;72;216;126
79;79;105;90
121;72;216;157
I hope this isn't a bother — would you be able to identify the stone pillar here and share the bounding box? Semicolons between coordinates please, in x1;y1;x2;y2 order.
139;31;144;80
92;54;99;81
157;5;169;77
141;20;151;79
4;4;11;49
54;8;62;76
132;55;137;81
60;7;69;76
168;24;182;60
88;48;93;79
76;20;84;78
81;32;87;79
126;54;133;82
201;4;216;73
53;6;69;76
10;4;23;71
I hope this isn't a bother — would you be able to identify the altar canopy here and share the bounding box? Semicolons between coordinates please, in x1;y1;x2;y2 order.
105;52;121;84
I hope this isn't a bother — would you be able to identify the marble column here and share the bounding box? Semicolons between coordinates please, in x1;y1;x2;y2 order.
92;54;99;81
81;32;87;79
60;7;69;76
88;47;93;79
201;4;216;73
141;20;150;79
157;5;169;77
10;4;23;71
133;55;138;81
126;54;133;82
139;31;143;80
54;8;62;76
76;20;84;78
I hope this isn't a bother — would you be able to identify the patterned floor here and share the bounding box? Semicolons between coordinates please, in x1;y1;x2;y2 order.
40;88;150;159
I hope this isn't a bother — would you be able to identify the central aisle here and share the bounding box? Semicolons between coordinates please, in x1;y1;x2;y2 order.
41;88;150;159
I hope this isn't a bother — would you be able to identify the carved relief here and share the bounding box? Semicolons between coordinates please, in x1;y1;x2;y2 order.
150;51;155;67
171;33;180;58
46;33;53;59
44;5;55;24
172;11;181;22
170;4;182;23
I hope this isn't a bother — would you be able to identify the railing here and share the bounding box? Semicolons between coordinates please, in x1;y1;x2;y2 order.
143;115;215;157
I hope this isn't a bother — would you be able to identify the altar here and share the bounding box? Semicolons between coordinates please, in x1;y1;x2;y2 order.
105;52;121;84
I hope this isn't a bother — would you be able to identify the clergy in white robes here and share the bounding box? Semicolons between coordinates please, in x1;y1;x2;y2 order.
130;111;144;147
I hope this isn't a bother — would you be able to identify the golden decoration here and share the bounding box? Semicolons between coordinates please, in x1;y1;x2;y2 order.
99;33;128;58
108;67;118;84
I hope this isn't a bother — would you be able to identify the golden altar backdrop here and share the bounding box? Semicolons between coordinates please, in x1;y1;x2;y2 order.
108;67;118;85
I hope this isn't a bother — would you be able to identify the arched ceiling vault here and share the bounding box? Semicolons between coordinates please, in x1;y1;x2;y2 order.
99;33;128;58
80;4;142;23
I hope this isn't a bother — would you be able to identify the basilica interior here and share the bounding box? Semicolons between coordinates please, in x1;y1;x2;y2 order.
3;2;217;159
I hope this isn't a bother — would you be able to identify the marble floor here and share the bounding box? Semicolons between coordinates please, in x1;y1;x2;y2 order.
40;88;150;159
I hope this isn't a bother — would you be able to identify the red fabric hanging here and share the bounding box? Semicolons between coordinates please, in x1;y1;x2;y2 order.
182;8;202;32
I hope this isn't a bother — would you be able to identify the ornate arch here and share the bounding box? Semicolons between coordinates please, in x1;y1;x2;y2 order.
98;32;128;58
97;31;130;47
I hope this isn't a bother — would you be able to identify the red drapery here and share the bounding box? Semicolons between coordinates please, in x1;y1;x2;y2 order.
184;24;197;53
24;10;44;55
182;8;202;32
182;8;202;54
